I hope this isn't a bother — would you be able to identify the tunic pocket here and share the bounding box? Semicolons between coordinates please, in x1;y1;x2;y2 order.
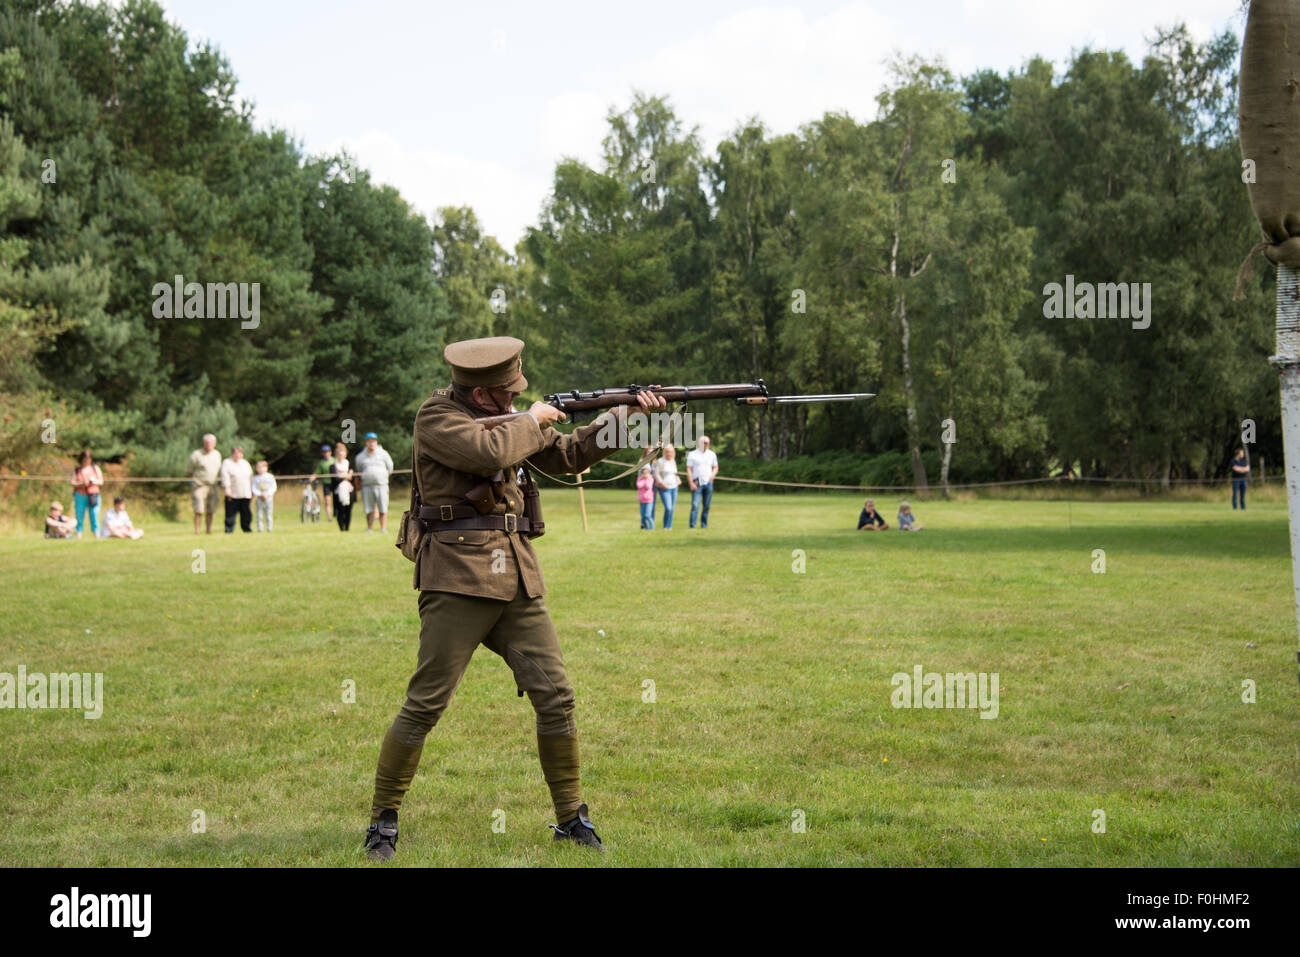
433;529;493;546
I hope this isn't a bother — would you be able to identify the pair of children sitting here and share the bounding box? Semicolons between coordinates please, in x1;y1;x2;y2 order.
857;498;923;532
45;498;144;539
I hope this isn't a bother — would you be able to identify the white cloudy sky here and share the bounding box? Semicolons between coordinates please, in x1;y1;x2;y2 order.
160;0;1244;247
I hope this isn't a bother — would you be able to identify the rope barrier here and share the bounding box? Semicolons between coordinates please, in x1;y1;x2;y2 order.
0;462;1269;492
0;469;414;483
588;459;1270;491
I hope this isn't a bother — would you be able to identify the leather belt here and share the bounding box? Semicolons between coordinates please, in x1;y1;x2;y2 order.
418;505;529;534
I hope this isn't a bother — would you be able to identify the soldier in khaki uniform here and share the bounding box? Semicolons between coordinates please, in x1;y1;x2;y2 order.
364;336;664;860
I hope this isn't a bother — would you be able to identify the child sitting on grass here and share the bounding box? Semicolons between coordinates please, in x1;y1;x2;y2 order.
45;501;76;538
898;501;924;531
858;498;888;531
102;496;145;539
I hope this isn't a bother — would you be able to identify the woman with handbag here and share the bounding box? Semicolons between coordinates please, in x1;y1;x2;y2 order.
72;449;104;540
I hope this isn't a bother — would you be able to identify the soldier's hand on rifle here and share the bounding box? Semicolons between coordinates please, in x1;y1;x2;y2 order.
529;401;567;428
614;385;668;417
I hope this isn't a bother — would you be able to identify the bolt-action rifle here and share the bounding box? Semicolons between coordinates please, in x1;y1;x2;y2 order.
474;379;875;429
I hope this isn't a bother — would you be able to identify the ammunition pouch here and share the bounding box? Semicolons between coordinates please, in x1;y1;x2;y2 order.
464;470;505;514
520;465;545;538
396;449;424;565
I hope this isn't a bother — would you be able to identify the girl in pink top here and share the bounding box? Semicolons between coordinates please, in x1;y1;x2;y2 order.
637;465;655;529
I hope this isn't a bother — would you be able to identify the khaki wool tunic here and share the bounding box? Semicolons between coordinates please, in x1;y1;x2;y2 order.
411;388;626;600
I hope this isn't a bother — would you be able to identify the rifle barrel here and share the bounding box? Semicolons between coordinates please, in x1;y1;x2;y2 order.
545;382;767;411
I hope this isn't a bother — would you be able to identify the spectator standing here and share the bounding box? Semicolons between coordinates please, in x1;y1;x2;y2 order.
71;449;104;540
251;460;277;532
188;433;222;534
1231;448;1250;510
858;498;889;531
314;444;335;519
220;445;254;533
686;435;719;529
332;442;354;532
102;496;145;539
45;501;76;538
355;432;395;533
653;444;680;529
637;465;655;529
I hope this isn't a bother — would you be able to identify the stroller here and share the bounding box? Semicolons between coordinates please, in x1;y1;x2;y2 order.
301;478;322;522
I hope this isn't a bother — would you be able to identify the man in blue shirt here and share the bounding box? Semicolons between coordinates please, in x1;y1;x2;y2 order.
1231;448;1250;510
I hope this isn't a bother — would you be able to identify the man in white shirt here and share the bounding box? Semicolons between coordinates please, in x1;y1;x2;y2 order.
686;435;719;529
188;433;222;535
355;431;395;533
220;445;254;533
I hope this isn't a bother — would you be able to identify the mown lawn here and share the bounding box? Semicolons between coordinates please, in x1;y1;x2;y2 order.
1;490;1297;866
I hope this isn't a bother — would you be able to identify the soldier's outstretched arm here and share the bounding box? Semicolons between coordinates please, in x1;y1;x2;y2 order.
528;391;668;475
527;412;625;476
417;400;550;476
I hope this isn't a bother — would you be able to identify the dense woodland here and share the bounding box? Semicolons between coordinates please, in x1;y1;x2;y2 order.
0;1;1278;489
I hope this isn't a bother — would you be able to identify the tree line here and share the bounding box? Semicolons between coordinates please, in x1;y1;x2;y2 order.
0;0;1275;490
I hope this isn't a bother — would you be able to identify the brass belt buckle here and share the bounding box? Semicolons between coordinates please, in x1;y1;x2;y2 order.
440;505;454;521
504;513;517;533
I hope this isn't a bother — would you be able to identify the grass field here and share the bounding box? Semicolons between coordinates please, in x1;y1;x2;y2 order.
1;488;1298;867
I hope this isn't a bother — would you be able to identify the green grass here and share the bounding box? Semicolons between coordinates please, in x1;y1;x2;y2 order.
1;490;1297;866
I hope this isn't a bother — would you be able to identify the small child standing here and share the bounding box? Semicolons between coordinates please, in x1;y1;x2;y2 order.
252;460;278;532
898;501;924;531
636;465;655;530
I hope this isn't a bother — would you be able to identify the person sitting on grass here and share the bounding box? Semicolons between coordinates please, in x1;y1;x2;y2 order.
858;498;888;531
102;496;145;539
45;501;76;538
897;501;924;531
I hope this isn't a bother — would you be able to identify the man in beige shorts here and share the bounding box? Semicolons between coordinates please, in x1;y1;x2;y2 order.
188;433;222;534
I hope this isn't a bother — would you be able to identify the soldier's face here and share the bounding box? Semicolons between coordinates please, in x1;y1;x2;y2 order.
474;386;517;415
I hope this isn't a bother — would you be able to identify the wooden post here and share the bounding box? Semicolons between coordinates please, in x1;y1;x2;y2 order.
576;467;590;533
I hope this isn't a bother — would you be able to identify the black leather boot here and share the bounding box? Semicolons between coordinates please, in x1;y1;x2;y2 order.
550;803;603;851
364;809;399;861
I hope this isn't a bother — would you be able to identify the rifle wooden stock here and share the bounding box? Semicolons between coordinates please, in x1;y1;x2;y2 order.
477;412;531;430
